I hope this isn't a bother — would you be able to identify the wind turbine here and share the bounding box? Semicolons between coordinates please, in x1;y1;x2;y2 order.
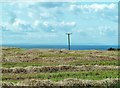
66;33;72;50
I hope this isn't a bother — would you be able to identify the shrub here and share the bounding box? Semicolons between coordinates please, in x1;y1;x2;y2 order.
107;48;120;51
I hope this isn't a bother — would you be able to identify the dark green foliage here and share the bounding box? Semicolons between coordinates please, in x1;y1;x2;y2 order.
107;48;120;51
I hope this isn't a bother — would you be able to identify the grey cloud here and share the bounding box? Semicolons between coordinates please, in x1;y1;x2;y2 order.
29;2;65;9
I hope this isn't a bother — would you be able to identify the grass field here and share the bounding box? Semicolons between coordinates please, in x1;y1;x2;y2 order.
1;47;120;87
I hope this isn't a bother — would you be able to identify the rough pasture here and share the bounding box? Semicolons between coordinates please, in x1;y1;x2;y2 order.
1;47;119;87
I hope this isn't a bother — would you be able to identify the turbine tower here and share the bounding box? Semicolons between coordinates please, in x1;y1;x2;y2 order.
66;33;72;50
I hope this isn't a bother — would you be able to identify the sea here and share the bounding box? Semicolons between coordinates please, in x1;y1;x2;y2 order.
1;45;119;50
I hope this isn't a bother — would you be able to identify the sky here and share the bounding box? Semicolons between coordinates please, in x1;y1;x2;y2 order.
0;1;118;45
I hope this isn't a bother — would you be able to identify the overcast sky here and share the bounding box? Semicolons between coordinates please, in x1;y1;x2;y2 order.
0;1;118;45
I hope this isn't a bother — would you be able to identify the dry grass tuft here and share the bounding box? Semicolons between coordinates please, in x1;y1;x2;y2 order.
1;78;119;87
12;67;27;73
58;78;119;86
17;79;55;86
1;65;119;73
15;78;119;87
2;82;14;86
1;68;13;73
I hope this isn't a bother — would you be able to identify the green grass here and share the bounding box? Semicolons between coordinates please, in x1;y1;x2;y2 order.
38;53;84;57
69;60;119;66
2;48;119;68
2;62;57;68
2;59;118;68
2;70;118;82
